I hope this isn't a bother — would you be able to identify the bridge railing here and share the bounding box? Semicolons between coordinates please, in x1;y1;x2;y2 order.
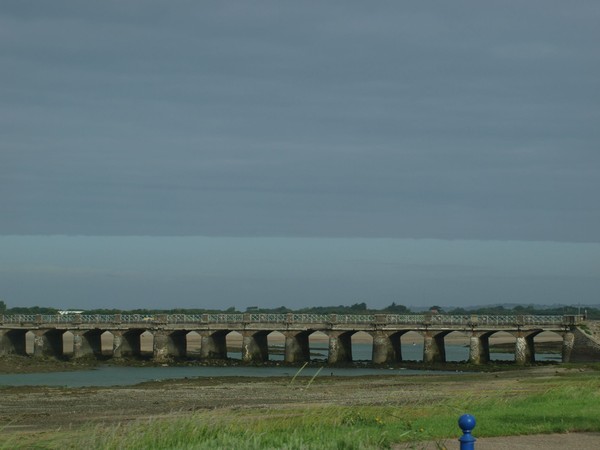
335;314;374;324
472;315;566;326
386;314;426;324
205;313;245;322
425;315;471;325
289;314;329;323
0;313;580;327
246;314;288;322
1;314;38;324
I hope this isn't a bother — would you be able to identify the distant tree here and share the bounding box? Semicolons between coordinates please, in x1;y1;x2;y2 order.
513;305;535;314
350;302;367;311
86;308;122;314
0;300;6;314
382;302;410;314
7;305;59;315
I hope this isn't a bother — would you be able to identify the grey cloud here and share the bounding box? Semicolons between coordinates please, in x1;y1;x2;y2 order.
1;1;599;241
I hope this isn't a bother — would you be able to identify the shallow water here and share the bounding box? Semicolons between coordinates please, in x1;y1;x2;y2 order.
0;341;560;388
0;364;451;387
230;342;559;363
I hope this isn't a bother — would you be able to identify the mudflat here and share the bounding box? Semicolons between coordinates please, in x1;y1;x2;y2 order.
0;364;584;437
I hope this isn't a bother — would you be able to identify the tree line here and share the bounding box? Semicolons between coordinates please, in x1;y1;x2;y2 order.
1;300;597;319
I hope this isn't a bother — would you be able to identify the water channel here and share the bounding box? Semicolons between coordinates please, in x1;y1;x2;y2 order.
0;342;560;387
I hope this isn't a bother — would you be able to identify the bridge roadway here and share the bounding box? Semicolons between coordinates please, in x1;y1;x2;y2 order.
0;313;585;365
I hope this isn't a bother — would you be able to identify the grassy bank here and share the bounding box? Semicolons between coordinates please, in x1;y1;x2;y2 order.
3;368;599;449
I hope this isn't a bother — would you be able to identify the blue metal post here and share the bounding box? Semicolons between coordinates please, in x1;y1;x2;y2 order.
458;414;476;450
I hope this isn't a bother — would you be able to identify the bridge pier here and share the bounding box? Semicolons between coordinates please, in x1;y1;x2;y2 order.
72;330;103;359
0;330;7;356
242;331;269;362
168;331;188;359
32;330;46;357
514;331;539;365
153;331;170;361
150;330;188;361
73;331;91;358
112;331;124;358
200;331;228;359
284;331;310;363
371;331;403;364
423;331;449;363
469;332;491;365
116;330;145;358
328;331;353;364
72;331;81;358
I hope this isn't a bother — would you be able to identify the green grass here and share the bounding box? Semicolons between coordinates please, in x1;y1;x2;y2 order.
3;370;600;450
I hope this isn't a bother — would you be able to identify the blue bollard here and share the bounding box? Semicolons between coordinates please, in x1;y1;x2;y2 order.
458;414;476;450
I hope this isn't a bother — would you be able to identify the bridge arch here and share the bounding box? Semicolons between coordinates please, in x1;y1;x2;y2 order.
402;331;424;362
26;330;35;355
267;331;285;361
114;329;145;358
309;331;329;362
63;331;74;357
186;331;201;357
140;331;154;357
445;331;469;362
150;330;189;361
226;331;242;359
487;331;516;361
352;331;373;362
532;330;563;362
166;330;188;359
100;331;114;356
38;329;65;358
0;329;28;356
198;330;229;359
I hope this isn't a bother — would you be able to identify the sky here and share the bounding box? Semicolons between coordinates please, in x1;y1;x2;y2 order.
1;1;599;310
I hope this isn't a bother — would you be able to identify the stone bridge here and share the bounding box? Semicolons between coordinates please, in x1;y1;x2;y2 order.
1;313;598;365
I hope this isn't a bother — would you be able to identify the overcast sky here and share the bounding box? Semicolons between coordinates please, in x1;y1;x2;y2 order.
1;2;599;310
